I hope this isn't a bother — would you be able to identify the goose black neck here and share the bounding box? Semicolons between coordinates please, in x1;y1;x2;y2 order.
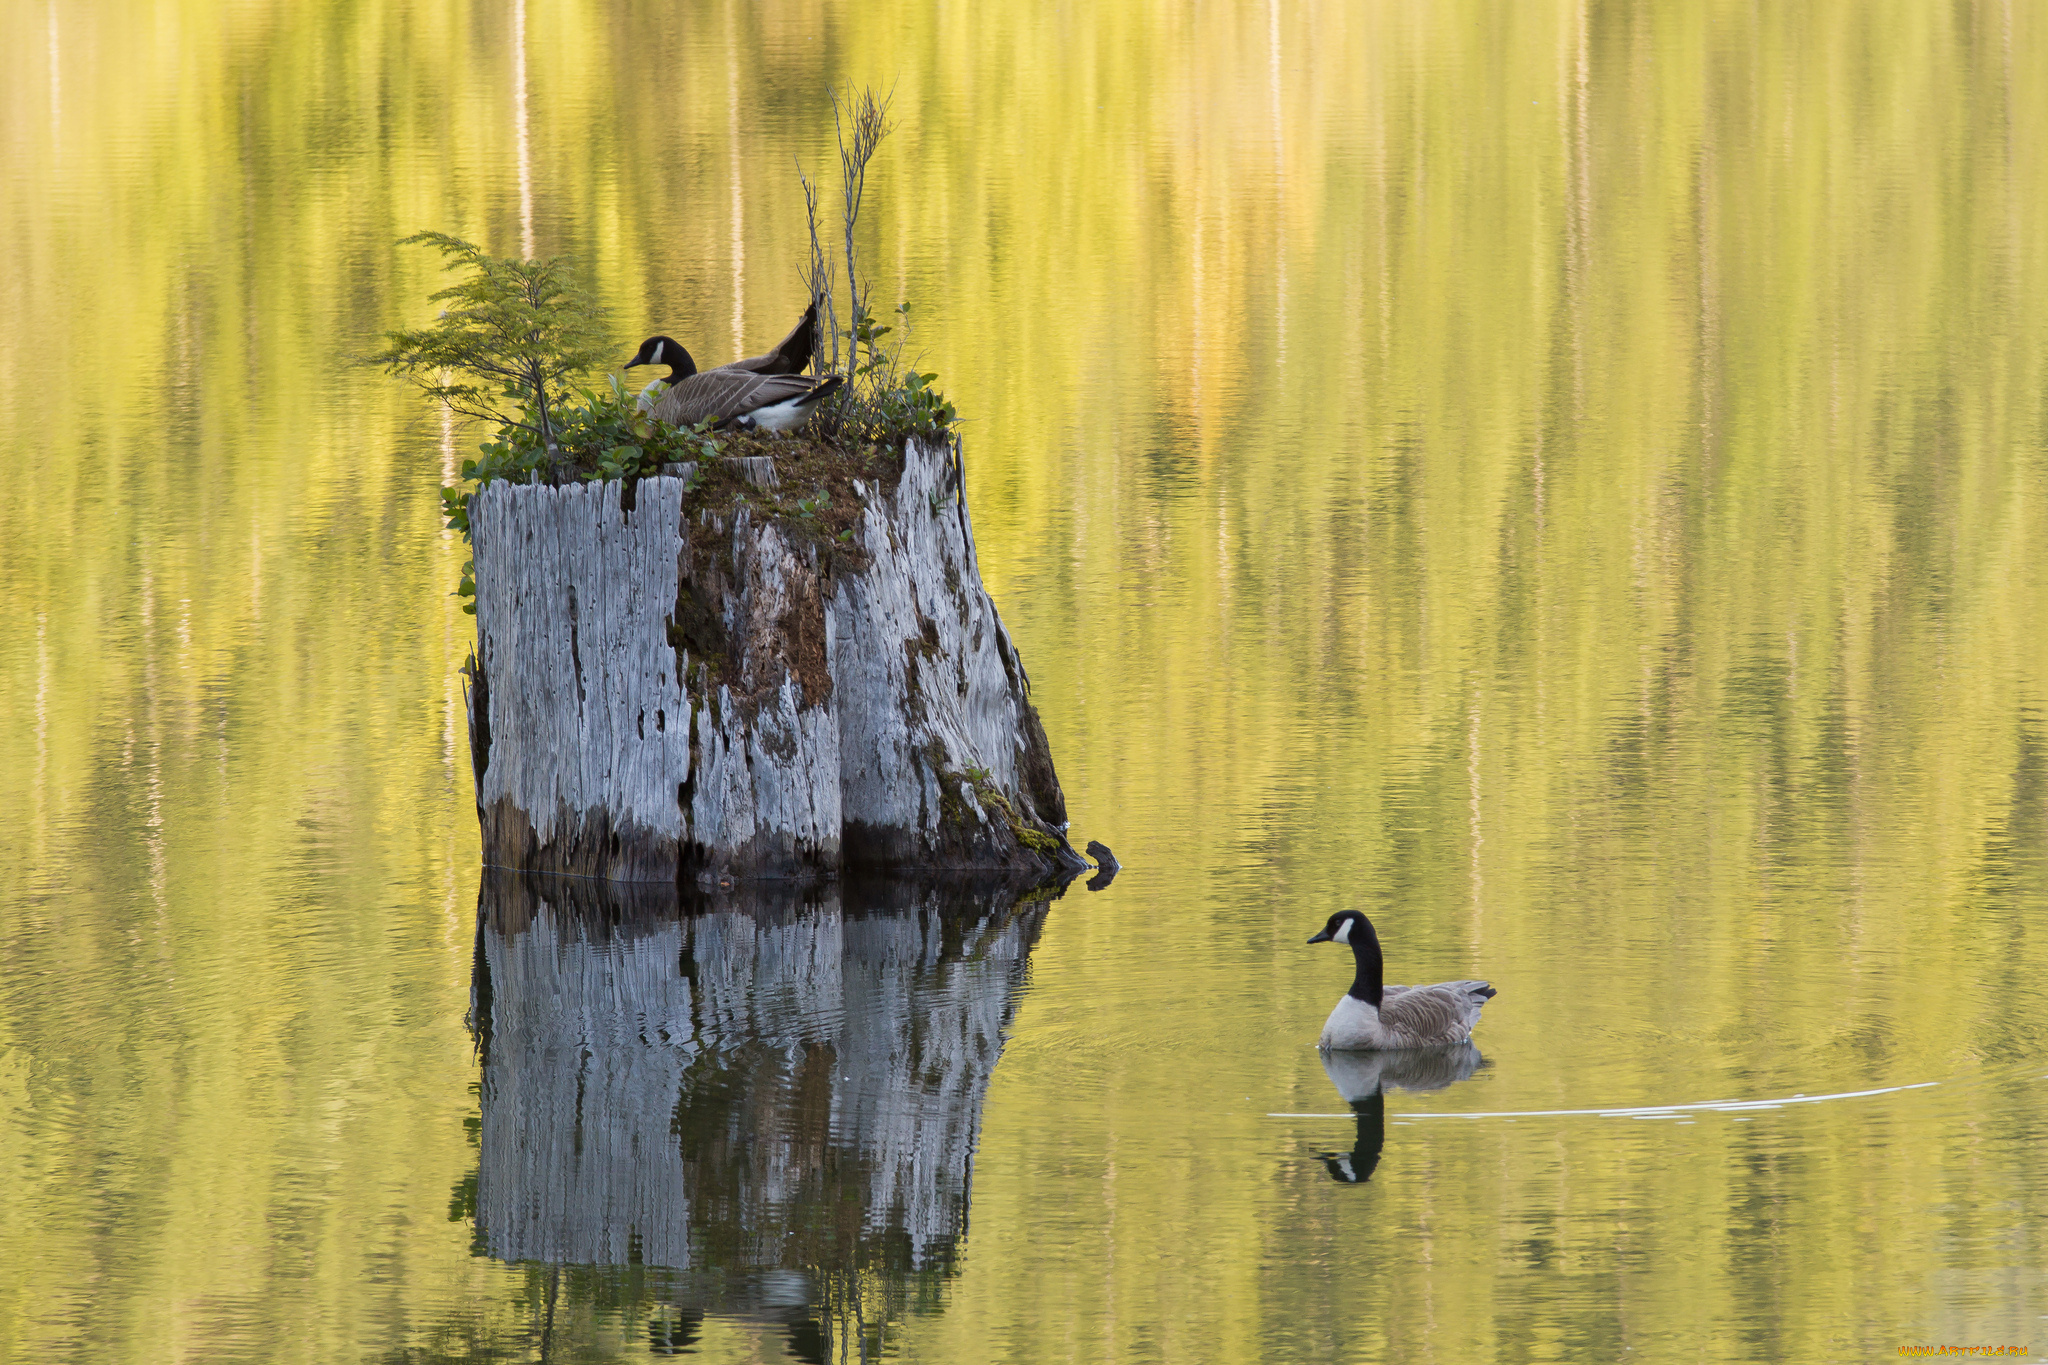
1346;919;1385;1007
629;338;697;384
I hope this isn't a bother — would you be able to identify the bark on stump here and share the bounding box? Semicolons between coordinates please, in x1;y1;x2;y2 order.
464;437;1077;885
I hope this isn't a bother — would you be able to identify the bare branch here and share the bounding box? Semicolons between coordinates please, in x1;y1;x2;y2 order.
796;159;840;375
832;86;895;352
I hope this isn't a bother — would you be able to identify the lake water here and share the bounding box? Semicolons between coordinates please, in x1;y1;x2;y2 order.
3;0;2046;1360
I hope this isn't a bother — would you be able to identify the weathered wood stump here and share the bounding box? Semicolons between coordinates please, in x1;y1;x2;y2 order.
464;437;1079;885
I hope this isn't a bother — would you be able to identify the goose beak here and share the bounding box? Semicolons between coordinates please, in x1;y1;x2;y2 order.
1307;929;1332;945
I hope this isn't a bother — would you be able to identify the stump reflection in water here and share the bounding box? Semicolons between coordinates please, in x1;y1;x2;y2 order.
466;869;1052;1356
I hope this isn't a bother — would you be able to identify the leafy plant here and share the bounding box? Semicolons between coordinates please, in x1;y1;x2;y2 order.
439;375;715;539
792;493;831;523
376;232;613;457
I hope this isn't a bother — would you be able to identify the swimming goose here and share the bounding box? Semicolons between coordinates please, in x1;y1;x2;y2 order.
1306;910;1496;1050
624;301;819;414
623;336;845;432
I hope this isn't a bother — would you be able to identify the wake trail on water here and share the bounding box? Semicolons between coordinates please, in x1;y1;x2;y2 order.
1268;1078;1942;1121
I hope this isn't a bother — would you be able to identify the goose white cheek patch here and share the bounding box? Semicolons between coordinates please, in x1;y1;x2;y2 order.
1333;920;1353;945
651;341;665;365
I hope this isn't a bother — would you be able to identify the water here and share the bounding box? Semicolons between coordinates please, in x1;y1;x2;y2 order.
3;0;2046;1359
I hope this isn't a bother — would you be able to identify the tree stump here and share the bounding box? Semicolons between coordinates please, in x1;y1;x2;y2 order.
464;437;1079;885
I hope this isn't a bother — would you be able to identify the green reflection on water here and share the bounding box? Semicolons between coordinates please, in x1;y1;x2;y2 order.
2;0;2045;1359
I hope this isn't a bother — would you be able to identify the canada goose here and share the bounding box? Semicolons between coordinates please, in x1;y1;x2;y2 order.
1306;910;1496;1050
1316;1043;1484;1183
625;300;818;414
623;336;845;433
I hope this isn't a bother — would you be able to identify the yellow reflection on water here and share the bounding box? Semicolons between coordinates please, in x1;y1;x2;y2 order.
1;0;2045;1359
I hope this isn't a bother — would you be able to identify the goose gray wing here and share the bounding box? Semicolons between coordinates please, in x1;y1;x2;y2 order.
715;300;817;376
652;370;823;428
1377;980;1495;1046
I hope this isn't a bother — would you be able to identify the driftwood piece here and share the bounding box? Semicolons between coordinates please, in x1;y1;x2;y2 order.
466;437;1078;884
1085;839;1120;892
471;870;1048;1274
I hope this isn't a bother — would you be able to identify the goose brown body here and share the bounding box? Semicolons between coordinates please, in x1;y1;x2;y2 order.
624;321;843;432
650;367;842;430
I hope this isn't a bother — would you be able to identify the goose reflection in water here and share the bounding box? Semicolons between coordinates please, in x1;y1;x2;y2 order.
1315;1044;1486;1184
464;869;1056;1357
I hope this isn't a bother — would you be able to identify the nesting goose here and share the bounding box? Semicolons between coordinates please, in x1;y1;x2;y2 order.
1306;910;1496;1050
626;300;819;415
623;335;844;432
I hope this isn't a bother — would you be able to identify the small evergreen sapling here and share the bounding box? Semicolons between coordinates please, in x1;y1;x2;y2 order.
376;232;613;460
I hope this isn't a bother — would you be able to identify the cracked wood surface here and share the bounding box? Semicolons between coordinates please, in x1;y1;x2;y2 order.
466;438;1072;883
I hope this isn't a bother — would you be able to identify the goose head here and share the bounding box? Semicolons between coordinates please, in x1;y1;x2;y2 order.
624;335;699;382
1306;909;1385;1006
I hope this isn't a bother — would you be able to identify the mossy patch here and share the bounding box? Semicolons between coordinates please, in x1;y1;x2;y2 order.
679;431;913;571
925;754;1063;858
439;379;946;622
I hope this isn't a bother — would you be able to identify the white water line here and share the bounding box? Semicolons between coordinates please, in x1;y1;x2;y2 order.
1268;0;1285;368
727;3;744;359
437;395;457;485
32;614;47;867
513;0;535;257
1268;1079;1940;1121
47;1;60;154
